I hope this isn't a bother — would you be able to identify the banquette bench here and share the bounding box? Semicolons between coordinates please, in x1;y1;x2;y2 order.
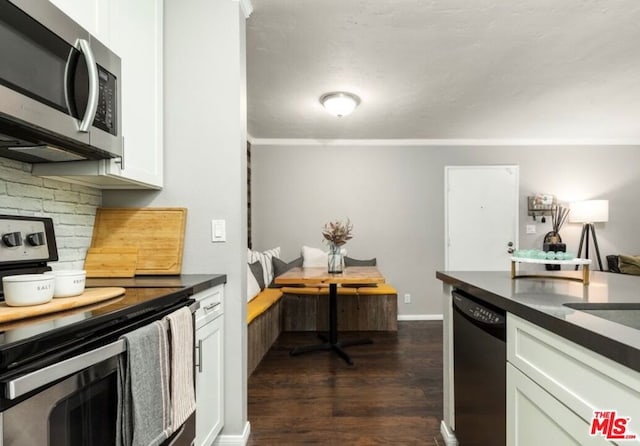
247;283;398;375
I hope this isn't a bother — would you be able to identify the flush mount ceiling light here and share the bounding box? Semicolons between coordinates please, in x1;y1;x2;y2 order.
320;92;361;117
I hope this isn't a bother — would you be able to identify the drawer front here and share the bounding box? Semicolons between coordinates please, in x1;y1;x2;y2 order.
507;364;610;446
507;314;640;430
194;285;224;328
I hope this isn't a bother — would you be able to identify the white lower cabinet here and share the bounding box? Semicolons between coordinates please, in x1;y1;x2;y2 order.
194;286;224;446
507;313;640;446
507;364;605;446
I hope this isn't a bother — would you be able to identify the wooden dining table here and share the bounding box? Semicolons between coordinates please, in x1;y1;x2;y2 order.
274;266;385;365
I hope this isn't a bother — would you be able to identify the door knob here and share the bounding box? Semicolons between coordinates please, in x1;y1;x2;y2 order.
507;242;514;247
507;247;515;254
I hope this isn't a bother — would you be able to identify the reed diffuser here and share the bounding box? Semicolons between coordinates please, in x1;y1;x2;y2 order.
545;205;570;243
544;205;570;271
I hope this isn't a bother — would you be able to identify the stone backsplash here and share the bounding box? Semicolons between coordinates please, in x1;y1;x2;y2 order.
0;157;102;269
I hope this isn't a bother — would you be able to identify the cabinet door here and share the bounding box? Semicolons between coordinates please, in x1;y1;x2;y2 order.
105;0;163;188
507;364;613;446
195;315;224;446
48;0;110;44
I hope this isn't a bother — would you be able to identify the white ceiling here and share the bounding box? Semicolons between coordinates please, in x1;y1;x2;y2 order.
246;0;640;142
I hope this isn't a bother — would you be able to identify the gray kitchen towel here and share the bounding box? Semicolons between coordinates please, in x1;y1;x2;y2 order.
164;307;196;432
117;320;172;446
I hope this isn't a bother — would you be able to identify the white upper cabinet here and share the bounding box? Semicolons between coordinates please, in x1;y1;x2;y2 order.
35;0;164;189
48;0;110;43
105;0;163;188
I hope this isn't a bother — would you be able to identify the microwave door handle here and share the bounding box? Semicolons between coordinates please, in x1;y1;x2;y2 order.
63;48;74;119
75;39;99;132
2;339;126;400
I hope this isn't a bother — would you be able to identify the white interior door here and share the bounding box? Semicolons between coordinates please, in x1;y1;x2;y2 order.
445;165;519;271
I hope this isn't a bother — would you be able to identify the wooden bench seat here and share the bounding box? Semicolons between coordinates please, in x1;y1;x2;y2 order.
283;285;397;332
247;288;283;375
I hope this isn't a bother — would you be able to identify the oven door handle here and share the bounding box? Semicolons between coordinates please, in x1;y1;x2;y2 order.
2;339;126;400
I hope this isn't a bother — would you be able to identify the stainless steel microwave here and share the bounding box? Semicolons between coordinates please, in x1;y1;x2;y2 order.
0;0;122;163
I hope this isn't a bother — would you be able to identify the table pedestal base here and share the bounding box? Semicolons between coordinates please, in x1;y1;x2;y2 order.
290;334;372;365
289;283;373;365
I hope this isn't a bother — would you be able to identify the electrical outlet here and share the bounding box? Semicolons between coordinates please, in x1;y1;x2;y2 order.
526;224;536;234
404;293;411;304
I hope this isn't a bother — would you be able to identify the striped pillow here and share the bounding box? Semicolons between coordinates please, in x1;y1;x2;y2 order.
247;247;280;285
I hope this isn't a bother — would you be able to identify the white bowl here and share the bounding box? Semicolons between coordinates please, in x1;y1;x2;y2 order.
2;274;55;307
44;270;86;298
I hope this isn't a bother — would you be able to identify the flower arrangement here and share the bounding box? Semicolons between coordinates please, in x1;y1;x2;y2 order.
322;219;353;247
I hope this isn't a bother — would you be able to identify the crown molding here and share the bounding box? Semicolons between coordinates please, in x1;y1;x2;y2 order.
232;0;253;18
247;137;640;147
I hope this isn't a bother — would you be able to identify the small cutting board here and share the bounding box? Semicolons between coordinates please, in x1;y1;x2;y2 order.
85;247;138;277
90;208;187;275
0;287;125;323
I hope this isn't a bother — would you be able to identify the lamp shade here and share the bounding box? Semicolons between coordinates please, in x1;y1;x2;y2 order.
569;200;609;223
320;92;360;117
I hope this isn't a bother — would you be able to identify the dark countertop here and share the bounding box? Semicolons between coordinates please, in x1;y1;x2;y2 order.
0;274;226;347
436;270;640;373
86;274;227;295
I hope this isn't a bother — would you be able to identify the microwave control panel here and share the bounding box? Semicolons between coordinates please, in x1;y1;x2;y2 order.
94;66;117;136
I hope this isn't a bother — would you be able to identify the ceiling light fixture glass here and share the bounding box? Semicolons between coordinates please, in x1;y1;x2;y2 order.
320;92;361;118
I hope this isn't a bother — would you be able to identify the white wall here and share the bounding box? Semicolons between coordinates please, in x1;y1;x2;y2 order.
0;157;101;269
103;0;249;438
251;144;640;317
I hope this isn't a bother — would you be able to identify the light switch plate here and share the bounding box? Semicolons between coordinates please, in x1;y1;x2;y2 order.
211;219;226;242
526;224;536;234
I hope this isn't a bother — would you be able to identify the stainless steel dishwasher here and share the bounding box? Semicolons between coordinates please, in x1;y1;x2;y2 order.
452;290;506;446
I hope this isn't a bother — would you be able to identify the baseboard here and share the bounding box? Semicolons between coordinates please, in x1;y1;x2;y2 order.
397;314;443;321
440;420;458;446
213;421;251;446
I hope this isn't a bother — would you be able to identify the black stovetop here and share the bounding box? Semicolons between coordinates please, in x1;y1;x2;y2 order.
0;274;225;373
0;286;187;372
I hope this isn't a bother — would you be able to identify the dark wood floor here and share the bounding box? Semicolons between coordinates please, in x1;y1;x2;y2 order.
247;321;443;445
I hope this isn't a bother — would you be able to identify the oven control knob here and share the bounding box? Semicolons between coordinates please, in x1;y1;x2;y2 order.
2;231;23;247
26;232;46;246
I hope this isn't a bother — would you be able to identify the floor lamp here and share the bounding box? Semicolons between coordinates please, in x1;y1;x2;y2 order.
570;200;609;271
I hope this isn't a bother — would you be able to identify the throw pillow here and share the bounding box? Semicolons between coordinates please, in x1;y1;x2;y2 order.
607;255;621;273
248;261;265;290
248;247;281;285
618;255;640;275
342;256;378;287
247;266;261;302
269;256;303;288
302;245;328;267
344;256;377;267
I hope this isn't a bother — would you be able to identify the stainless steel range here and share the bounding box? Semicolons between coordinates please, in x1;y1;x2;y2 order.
0;215;196;446
0;215;57;295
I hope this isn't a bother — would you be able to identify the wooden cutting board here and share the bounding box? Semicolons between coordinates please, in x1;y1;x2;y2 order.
0;287;125;323
90;208;187;275
84;247;139;278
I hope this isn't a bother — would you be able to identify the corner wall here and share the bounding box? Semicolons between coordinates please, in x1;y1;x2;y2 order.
250;144;640;317
103;0;249;438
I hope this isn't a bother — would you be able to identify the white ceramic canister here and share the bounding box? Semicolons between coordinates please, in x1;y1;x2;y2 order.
45;270;87;298
2;274;55;306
